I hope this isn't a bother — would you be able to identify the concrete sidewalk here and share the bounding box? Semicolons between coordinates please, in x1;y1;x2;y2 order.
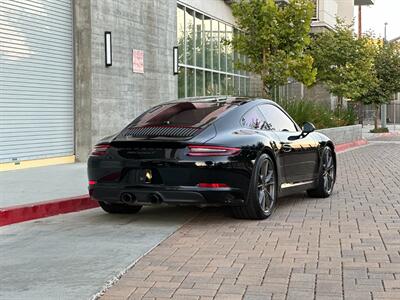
0;163;87;208
362;124;400;140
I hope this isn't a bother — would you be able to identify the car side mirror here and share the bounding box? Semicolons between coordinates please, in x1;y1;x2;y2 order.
302;122;315;135
288;122;315;140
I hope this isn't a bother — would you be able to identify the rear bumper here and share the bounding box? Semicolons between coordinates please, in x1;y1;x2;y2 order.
91;184;245;206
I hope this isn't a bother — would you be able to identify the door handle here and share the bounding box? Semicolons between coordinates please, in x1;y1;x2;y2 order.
282;144;292;153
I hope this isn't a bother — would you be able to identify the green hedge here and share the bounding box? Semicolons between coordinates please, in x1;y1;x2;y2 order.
276;98;357;129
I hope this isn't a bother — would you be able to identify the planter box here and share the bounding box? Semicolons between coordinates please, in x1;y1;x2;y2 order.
317;124;362;145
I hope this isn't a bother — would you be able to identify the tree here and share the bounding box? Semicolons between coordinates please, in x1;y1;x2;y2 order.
310;20;377;108
229;0;317;97
355;41;400;130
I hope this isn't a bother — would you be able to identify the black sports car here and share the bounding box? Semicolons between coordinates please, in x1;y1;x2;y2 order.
88;97;336;219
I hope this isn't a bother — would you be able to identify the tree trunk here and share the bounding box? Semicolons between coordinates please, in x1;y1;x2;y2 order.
358;101;364;126
261;48;271;99
263;85;271;99
374;103;380;130
337;96;343;110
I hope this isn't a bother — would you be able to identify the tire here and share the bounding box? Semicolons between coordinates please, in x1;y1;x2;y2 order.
232;153;277;220
307;146;336;198
98;201;143;214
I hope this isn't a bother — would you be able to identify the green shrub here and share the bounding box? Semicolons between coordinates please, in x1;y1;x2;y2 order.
275;98;357;129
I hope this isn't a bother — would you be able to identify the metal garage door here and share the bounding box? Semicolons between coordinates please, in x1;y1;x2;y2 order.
0;0;74;163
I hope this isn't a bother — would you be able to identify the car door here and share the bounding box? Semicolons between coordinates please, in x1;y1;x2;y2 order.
258;104;319;184
240;107;285;181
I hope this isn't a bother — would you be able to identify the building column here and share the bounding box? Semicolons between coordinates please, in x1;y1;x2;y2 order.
74;0;92;162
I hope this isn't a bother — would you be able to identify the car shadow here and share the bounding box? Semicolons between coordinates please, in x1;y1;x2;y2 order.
81;191;333;228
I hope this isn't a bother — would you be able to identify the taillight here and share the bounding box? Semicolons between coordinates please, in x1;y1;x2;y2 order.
187;145;241;157
90;144;111;156
88;180;96;196
197;183;229;188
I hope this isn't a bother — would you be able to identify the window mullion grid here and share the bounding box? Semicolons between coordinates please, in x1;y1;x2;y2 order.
202;15;205;96
183;6;187;98
210;20;213;95
193;12;197;97
178;3;251;98
225;26;228;95
218;22;221;95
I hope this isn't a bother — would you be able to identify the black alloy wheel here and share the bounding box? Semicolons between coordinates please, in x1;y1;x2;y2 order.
257;157;276;215
232;153;277;220
307;146;336;198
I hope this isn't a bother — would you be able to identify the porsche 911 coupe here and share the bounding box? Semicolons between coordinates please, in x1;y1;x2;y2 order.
88;97;336;219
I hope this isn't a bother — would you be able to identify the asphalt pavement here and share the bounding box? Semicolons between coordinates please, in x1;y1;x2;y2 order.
0;206;198;300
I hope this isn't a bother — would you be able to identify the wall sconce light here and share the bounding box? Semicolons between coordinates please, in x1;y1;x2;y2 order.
105;31;112;67
173;46;179;75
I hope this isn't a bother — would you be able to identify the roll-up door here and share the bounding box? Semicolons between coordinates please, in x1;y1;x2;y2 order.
0;0;74;163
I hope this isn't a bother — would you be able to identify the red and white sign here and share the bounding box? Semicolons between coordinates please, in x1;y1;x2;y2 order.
132;49;144;73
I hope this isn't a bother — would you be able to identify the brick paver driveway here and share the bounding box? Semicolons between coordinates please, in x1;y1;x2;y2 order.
101;142;400;300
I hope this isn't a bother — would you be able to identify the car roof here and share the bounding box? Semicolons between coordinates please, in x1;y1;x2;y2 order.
165;96;274;106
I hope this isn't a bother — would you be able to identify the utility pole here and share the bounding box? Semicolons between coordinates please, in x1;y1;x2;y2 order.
358;6;362;37
357;5;364;126
381;22;388;128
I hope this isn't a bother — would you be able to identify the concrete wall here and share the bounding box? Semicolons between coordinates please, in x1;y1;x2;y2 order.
90;0;177;146
318;125;362;145
75;0;178;161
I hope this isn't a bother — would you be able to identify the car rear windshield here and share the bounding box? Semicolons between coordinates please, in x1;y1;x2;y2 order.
130;101;236;128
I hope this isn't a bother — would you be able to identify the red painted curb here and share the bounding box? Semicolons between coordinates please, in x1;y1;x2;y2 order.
0;195;98;227
335;139;368;153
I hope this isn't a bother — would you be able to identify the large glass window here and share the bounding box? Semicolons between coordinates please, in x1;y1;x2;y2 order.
213;72;220;95
212;20;219;71
220;74;226;95
187;68;195;97
185;8;194;66
177;5;185;64
204;16;212;69
205;71;212;96
196;69;204;96
195;12;203;67
234;76;240;96
176;5;250;98
178;67;185;98
227;74;234;95
220;23;226;72
226;25;233;73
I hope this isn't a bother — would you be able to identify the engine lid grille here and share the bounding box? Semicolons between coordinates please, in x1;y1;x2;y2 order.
123;126;199;138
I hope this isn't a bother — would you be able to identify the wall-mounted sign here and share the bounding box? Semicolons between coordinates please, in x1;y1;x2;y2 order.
132;49;144;73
